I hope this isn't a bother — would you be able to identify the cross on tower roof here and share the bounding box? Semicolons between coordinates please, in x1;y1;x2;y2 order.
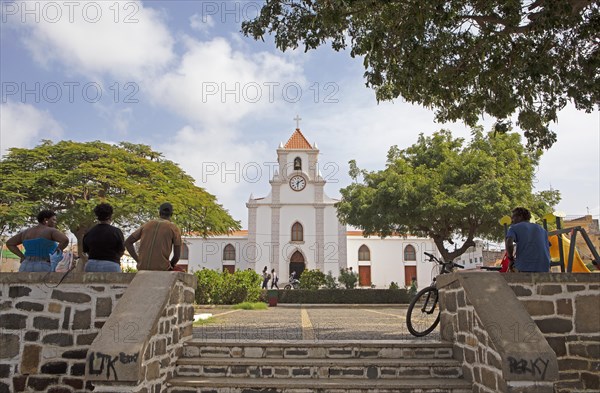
294;115;302;129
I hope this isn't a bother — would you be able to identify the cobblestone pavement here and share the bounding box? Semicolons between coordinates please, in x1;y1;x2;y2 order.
192;306;441;341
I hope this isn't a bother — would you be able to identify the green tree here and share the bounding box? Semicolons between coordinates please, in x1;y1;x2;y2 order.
336;129;560;262
0;140;240;267
242;0;599;149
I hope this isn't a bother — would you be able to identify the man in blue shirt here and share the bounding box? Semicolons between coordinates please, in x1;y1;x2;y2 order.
505;207;551;272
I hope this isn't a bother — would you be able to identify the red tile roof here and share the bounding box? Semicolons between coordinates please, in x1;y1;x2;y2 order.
347;230;409;237
184;230;248;237
228;230;249;236
284;129;313;149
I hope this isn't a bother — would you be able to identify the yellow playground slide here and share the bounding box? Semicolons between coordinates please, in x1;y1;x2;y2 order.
549;235;591;273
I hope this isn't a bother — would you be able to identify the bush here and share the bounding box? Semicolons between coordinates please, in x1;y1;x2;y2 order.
299;269;326;290
389;281;400;290
195;269;222;304
122;265;138;273
324;271;339;289
277;289;409;304
338;269;358;289
194;269;261;305
229;269;262;303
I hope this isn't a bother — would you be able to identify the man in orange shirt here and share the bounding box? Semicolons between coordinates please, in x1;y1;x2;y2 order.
125;203;182;271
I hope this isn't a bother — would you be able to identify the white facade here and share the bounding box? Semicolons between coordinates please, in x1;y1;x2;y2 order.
454;240;487;270
183;129;437;289
346;234;439;288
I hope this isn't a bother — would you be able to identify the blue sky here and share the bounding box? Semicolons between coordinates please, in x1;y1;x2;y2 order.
1;0;599;228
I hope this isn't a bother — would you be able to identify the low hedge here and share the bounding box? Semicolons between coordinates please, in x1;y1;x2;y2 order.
276;289;410;304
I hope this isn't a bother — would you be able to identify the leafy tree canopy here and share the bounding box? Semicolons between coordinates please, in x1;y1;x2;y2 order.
242;0;599;149
336;129;560;262
0;140;240;243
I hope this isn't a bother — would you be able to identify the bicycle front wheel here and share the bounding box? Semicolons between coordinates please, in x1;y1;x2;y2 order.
406;286;440;337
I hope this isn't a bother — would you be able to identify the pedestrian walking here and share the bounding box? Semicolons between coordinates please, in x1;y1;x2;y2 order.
261;266;270;289
270;268;279;289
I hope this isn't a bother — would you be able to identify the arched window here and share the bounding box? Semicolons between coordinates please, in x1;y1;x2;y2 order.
358;245;370;261
181;243;189;260
223;244;236;261
291;222;303;241
294;157;302;170
404;245;416;261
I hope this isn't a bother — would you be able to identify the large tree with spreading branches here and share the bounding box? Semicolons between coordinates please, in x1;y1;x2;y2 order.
242;0;599;149
0;140;241;267
336;129;560;262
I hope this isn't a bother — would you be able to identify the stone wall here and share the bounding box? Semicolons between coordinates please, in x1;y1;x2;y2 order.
438;272;600;393
0;273;135;393
0;271;197;393
438;272;558;393
86;272;196;393
503;274;599;393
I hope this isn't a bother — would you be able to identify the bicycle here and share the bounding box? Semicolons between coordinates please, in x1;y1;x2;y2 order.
406;252;464;337
283;274;300;290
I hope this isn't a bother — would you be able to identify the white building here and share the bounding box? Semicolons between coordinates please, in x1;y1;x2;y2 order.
183;127;438;289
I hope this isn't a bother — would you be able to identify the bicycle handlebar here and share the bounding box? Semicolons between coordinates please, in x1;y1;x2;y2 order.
480;266;502;271
424;252;464;270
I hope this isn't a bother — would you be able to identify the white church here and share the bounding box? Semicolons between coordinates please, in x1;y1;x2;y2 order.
181;126;442;289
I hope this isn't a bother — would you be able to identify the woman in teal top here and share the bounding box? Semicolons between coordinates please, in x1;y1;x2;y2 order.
7;210;69;272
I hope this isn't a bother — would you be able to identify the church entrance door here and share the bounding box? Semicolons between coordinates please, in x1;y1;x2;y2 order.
404;266;417;286
289;251;306;279
358;266;371;287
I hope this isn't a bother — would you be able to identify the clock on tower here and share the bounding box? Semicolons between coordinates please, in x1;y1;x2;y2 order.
289;175;306;191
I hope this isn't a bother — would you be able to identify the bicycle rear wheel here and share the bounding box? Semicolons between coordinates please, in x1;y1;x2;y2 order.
406;286;440;337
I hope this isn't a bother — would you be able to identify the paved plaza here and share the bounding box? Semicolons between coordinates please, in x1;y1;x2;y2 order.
193;305;441;341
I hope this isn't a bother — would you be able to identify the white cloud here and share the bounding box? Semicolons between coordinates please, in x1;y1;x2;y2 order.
149;36;305;128
8;0;174;80
190;13;214;34
536;108;600;217
0;102;63;158
160;125;269;224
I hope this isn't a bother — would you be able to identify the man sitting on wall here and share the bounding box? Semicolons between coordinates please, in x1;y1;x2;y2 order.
125;203;182;271
505;207;551;273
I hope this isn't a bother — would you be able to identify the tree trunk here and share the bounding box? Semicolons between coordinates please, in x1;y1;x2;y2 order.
432;235;476;262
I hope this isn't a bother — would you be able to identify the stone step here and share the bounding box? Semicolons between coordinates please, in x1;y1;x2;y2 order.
176;357;463;379
167;376;473;393
183;340;454;359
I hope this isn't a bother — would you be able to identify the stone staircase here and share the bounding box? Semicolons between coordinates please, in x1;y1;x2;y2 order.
167;339;472;393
